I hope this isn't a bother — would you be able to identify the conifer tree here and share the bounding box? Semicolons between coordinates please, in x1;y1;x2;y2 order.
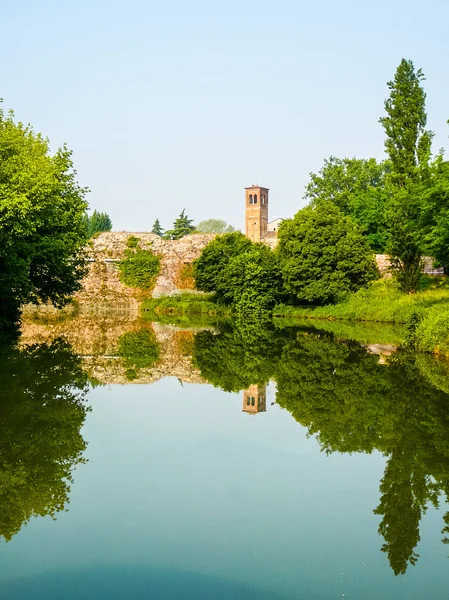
164;209;195;240
85;210;112;237
151;218;164;237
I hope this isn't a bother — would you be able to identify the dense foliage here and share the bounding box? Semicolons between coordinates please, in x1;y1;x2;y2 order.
304;59;449;292
84;210;112;238
277;202;378;304
118;239;161;290
305;157;389;251
0;339;90;541
0;106;89;329
193;232;283;314
193;232;253;301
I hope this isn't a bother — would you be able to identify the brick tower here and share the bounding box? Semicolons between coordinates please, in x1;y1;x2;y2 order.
242;384;267;414
245;185;269;243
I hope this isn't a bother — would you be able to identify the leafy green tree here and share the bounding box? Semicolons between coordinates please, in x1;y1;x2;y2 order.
379;59;434;291
277;202;378;304
164;209;196;240
85;210;112;237
415;154;449;269
225;245;284;314
151;218;164;237
0;105;89;329
193;232;253;302
0;339;90;541
305;157;389;251
195;219;236;234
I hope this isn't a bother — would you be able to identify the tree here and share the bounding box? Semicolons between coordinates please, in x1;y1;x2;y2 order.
277;202;378;304
304;157;390;251
415;154;449;269
195;219;236;234
379;59;433;184
164;209;195;240
151;218;164;237
193;232;253;302
0;105;89;329
85;210;112;237
379;59;434;292
225;245;284;314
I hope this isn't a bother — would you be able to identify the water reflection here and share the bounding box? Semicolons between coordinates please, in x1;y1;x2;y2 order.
193;320;449;575
16;311;449;576
0;339;90;542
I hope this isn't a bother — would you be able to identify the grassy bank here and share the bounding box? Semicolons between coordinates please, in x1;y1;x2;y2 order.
273;278;449;355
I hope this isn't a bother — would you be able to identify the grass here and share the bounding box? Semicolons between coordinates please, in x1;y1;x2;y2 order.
273;277;449;323
273;277;449;355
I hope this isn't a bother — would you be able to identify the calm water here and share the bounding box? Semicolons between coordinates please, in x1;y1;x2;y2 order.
1;316;449;599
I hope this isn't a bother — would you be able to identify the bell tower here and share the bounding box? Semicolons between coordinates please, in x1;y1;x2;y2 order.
242;384;267;414
245;185;269;243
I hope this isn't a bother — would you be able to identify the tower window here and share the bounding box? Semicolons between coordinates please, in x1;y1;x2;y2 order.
249;194;253;204
253;194;258;204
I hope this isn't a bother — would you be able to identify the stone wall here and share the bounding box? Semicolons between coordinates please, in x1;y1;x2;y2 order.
74;232;216;307
375;254;445;276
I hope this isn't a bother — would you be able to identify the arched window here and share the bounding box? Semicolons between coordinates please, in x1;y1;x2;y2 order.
253;194;258;204
251;397;255;406
261;195;265;205
247;397;251;406
249;194;253;204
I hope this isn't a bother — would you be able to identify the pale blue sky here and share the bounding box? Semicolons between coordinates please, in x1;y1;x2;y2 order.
1;0;448;231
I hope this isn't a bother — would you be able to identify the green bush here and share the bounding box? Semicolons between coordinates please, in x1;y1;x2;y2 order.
118;248;161;290
277;202;379;304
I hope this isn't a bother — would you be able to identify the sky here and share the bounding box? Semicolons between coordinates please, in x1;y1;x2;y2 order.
1;0;448;231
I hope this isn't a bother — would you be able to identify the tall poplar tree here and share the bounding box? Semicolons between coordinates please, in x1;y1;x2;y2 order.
380;59;434;292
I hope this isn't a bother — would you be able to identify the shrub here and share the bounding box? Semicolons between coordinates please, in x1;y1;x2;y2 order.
126;235;140;249
118;248;161;290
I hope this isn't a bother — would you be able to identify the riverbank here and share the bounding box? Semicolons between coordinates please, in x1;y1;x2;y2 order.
137;279;449;355
273;278;449;355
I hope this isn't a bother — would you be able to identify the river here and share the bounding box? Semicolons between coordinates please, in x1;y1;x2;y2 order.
1;311;449;599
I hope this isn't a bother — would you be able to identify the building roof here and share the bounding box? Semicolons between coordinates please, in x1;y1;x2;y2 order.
245;185;269;190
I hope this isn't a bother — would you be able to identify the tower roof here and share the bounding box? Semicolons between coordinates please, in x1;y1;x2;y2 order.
245;185;269;190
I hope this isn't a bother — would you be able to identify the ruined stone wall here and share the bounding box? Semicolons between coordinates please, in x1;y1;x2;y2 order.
74;232;216;307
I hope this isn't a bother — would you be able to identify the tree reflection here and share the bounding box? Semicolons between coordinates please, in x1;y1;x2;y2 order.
0;339;90;541
193;321;449;575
